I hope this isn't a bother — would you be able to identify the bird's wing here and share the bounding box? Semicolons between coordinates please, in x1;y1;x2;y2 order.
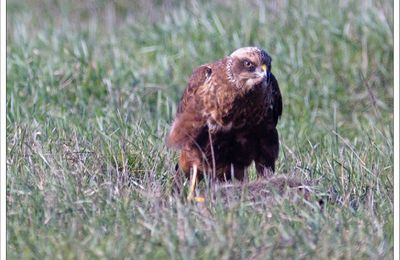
166;64;212;148
266;73;282;126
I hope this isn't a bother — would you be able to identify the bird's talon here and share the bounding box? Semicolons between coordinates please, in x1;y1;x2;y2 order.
194;196;205;203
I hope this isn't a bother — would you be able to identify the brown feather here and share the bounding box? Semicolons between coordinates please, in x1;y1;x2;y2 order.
166;65;211;148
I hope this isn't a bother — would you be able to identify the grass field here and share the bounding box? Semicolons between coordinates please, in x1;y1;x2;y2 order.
6;0;394;258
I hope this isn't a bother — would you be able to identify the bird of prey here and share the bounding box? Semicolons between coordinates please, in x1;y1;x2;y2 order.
166;47;282;200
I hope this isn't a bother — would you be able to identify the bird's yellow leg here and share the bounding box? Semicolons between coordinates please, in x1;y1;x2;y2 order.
187;164;198;201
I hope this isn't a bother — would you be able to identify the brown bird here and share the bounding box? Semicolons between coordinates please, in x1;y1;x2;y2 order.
166;47;282;199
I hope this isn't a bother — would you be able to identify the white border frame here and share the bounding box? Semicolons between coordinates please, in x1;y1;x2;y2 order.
0;1;398;259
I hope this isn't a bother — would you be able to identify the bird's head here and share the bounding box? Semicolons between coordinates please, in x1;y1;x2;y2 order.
227;47;272;91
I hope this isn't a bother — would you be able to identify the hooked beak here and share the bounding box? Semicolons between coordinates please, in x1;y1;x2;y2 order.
256;64;268;79
261;64;272;85
261;64;267;73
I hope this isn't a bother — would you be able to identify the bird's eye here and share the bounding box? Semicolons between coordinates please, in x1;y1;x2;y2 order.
243;60;255;71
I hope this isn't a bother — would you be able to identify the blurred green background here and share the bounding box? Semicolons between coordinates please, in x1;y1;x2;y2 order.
7;0;393;258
